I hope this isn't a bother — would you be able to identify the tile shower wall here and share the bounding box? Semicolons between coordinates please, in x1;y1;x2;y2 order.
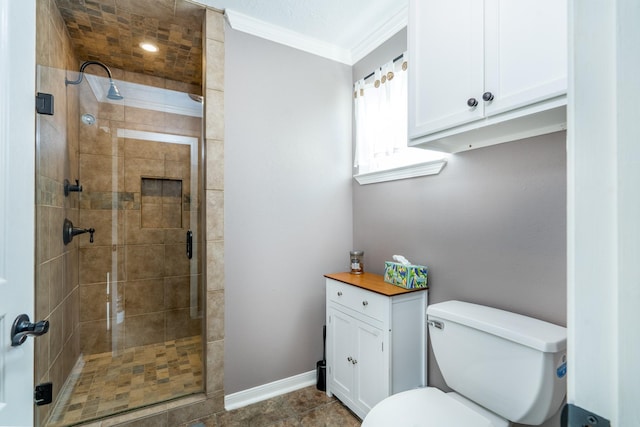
34;0;81;425
76;77;203;355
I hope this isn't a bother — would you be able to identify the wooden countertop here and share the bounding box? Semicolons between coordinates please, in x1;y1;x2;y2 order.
324;272;428;297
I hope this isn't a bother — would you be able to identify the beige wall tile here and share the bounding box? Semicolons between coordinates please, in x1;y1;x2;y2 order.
205;39;224;92
205;190;223;241
125;209;165;245
79;245;125;285
126;244;165;280
125;279;165;316
206;291;224;342
205;139;223;190
164;276;191;310
206;340;224;395
125;157;165;193
80;282;112;322
80;318;124;354
165;308;201;341
125;106;168;128
124;312;165;348
206;9;224;43
80;153;124;192
205;89;224;141
164;244;191;277
206;240;224;291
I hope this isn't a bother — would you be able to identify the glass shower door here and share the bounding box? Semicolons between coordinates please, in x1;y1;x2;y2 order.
35;64;204;427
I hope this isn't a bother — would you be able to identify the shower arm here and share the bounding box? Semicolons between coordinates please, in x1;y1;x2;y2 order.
65;60;115;86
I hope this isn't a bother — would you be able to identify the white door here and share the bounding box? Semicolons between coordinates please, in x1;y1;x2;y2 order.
0;0;37;426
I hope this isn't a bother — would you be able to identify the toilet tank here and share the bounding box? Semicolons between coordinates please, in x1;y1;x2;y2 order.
427;301;567;425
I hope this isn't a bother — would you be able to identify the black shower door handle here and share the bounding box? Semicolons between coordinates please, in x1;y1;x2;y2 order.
186;230;193;259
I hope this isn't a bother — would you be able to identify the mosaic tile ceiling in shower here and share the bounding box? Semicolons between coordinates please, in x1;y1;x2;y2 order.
54;0;204;86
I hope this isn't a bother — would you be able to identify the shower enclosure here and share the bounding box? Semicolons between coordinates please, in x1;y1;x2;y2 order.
34;63;204;426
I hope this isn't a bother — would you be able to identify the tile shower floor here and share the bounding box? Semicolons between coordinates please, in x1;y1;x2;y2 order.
47;335;203;427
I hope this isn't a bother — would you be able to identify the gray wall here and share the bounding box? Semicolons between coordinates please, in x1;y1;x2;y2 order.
353;30;567;427
224;26;353;394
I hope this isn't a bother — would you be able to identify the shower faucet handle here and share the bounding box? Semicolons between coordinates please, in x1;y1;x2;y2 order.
63;218;96;245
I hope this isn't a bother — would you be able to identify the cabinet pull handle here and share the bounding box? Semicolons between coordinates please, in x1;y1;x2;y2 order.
482;91;494;102
337;291;342;296
467;97;478;107
362;300;368;306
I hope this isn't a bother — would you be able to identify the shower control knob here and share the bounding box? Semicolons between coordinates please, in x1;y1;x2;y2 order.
11;314;49;347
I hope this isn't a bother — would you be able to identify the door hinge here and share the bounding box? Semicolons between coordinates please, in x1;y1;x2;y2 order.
561;403;610;427
35;92;54;115
34;382;53;406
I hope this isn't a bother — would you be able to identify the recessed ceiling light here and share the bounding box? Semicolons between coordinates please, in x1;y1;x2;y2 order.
140;42;159;53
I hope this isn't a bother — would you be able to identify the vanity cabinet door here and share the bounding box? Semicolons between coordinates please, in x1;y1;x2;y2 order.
353;321;387;414
327;307;356;402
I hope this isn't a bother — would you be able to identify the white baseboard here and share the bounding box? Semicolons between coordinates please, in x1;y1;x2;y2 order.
224;370;317;411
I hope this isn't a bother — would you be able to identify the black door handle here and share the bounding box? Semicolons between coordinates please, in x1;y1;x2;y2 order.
11;314;49;347
186;230;193;259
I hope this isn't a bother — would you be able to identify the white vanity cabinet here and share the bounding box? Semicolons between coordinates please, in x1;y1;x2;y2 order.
325;273;427;420
408;0;567;153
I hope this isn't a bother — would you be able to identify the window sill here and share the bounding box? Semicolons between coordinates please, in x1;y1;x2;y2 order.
353;159;447;185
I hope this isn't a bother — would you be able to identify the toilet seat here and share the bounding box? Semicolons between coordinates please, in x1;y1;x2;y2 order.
362;388;509;427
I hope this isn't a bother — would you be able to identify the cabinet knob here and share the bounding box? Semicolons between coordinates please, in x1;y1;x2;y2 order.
347;356;353;362
352;358;358;365
337;291;342;296
467;97;478;107
362;301;368;306
482;91;494;102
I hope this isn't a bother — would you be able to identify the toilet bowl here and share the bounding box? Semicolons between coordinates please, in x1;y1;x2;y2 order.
362;301;567;426
363;387;509;427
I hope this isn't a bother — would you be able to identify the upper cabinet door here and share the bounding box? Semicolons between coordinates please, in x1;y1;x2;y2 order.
483;0;568;116
408;0;485;138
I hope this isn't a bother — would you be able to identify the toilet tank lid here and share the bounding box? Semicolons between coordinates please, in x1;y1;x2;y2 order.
427;301;567;352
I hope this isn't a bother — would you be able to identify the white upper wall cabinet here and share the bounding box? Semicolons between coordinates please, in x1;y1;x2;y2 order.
408;0;567;153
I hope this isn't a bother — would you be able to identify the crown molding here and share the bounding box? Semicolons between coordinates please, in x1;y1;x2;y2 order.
225;9;353;65
350;5;408;64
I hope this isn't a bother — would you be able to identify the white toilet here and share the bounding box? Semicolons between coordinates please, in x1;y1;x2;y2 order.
362;300;567;427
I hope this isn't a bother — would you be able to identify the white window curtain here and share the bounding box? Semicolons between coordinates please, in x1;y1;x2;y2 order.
354;54;408;171
354;53;446;178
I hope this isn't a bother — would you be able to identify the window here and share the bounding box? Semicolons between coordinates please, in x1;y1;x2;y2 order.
353;53;447;184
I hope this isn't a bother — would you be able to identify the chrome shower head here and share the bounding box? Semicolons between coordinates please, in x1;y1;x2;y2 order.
65;60;124;100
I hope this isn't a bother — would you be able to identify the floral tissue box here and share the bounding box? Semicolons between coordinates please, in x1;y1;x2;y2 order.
383;261;428;289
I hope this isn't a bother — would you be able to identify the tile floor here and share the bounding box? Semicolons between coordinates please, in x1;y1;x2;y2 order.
45;333;360;427
47;336;203;427
180;386;362;427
